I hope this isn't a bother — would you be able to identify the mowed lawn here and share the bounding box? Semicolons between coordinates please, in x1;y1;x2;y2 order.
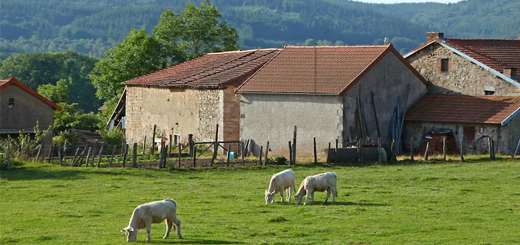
2;159;520;244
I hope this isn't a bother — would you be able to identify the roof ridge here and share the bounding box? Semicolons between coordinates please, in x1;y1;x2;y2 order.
284;45;391;48
447;38;520;41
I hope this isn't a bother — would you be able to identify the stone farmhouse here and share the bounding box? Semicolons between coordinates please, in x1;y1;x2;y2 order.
236;45;428;156
403;33;520;154
111;49;280;146
404;32;520;96
0;77;61;146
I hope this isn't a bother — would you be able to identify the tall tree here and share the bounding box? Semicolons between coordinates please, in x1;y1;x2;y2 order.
153;0;240;59
89;29;169;105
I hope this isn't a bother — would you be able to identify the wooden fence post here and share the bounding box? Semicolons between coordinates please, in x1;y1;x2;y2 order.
58;146;63;166
159;147;165;168
47;144;54;163
410;137;414;161
460;138;465;161
424;142;430;161
443;137;447;161
292;126;297;165
357;139;363;162
132;143;138;168
151;125;156;156
178;143;182;168
90;140;97;167
227;144;231;167
85;146;91;167
242;141;245;166
488;137;492;159
97;144;104;167
122;144;128;167
193;145;197;167
513;135;520;159
259;146;263;166
36;143;43;162
7;140;11;170
288;141;292;166
211;124;219;166
110;145;117;167
143;135;147;155
169;134;173;156
265;141;270;163
71;147;80;166
188;134;194;157
313;137;317;164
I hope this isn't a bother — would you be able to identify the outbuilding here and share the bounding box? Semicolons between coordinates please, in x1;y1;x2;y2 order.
236;45;428;156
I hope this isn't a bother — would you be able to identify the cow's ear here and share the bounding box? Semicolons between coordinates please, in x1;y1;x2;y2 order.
127;227;134;232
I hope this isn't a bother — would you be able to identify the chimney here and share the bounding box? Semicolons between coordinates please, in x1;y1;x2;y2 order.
503;68;517;78
427;32;444;41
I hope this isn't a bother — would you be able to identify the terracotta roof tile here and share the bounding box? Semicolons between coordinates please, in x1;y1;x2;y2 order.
124;49;280;88
405;95;520;125
444;38;520;78
236;45;419;94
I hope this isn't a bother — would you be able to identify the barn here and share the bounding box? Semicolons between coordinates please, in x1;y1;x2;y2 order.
110;49;280;146
236;45;428;156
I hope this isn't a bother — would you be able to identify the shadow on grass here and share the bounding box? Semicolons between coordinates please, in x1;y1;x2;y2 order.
148;238;243;244
331;201;389;206
0;167;87;181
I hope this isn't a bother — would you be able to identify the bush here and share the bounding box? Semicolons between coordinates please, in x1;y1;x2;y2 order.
99;129;124;146
53;130;79;147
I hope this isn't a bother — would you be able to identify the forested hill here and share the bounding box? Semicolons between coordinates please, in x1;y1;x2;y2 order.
1;0;519;59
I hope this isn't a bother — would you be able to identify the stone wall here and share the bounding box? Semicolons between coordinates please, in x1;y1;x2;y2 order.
344;51;428;146
125;86;238;146
407;43;520;96
197;89;223;142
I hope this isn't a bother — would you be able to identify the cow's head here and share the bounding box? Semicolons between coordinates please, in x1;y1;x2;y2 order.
121;227;137;242
265;190;275;204
294;194;303;205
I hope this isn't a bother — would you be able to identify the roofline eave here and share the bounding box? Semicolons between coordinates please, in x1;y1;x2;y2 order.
236;91;339;96
501;106;520;126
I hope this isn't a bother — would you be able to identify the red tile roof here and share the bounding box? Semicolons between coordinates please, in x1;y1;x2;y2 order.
0;77;62;111
123;49;280;88
236;44;425;95
444;38;520;78
405;95;520;125
405;37;520;79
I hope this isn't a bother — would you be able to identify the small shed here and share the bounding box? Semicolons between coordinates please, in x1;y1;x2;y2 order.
404;94;520;155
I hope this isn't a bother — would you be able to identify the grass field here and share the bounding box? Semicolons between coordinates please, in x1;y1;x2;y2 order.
2;158;520;244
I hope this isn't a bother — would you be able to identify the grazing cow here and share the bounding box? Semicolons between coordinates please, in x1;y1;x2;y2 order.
294;172;337;205
121;199;181;242
265;169;296;204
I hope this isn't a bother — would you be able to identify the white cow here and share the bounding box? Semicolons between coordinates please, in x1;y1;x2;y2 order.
121;199;182;242
294;172;337;205
265;169;296;204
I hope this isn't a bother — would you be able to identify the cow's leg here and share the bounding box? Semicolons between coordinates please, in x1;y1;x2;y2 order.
288;185;294;202
280;187;285;202
311;191;315;204
173;217;182;238
304;190;311;205
324;189;331;204
164;218;172;239
332;187;337;204
145;220;152;242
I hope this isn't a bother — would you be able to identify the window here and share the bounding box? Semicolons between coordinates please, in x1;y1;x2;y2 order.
485;90;495;95
440;58;449;72
8;98;14;109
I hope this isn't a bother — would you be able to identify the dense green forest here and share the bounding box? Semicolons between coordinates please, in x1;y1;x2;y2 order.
2;0;519;59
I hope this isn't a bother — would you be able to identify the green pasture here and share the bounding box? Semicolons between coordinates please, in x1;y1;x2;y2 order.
2;158;520;244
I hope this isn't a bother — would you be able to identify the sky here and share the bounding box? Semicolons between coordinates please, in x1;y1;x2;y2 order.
354;0;461;3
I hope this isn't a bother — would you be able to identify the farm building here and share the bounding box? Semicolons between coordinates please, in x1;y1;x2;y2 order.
405;32;520;96
0;77;61;146
110;49;280;146
236;45;428;156
404;95;520;155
